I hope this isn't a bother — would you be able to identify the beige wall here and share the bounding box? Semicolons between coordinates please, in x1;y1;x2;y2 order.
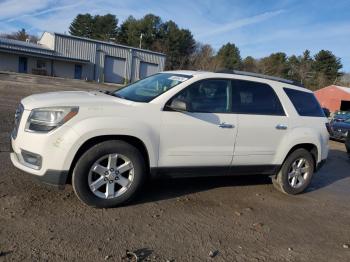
38;32;55;49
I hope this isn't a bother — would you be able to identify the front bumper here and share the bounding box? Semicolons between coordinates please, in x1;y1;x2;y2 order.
10;152;68;188
10;110;79;188
330;130;348;141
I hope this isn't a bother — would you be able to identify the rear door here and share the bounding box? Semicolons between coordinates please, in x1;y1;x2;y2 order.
18;57;27;73
159;79;238;172
231;79;288;166
74;64;82;79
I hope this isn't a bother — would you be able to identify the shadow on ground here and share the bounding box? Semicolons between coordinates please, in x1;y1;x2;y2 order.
308;148;350;191
133;148;350;205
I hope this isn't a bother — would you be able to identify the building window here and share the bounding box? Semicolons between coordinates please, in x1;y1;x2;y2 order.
37;60;46;69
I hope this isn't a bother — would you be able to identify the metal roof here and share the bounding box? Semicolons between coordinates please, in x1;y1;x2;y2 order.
0;37;90;63
0;37;52;50
53;32;166;57
334;85;350;94
0;37;54;56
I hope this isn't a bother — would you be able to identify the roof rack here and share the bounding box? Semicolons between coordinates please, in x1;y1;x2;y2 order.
216;69;304;87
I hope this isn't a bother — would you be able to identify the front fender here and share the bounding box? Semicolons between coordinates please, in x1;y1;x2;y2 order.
62;116;159;170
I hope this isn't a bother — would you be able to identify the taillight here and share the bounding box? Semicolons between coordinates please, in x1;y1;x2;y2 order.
325;122;332;135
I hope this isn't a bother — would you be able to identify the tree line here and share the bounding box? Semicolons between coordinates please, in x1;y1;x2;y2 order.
68;13;345;90
1;13;347;90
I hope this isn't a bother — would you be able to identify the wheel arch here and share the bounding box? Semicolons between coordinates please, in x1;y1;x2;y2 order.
66;135;151;183
283;143;318;168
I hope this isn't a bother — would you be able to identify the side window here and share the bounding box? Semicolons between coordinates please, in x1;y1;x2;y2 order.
171;79;231;113
232;79;285;116
284;88;325;117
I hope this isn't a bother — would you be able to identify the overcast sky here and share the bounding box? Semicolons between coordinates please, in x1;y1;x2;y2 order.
0;0;349;71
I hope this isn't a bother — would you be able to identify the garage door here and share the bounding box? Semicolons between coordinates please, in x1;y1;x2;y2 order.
139;62;159;79
104;56;126;84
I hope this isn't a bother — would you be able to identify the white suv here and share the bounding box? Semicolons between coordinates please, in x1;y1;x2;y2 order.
10;71;329;208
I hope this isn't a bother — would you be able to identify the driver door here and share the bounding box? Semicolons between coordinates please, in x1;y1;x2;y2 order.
158;79;238;174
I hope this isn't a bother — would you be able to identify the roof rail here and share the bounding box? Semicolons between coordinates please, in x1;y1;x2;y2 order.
216;69;304;87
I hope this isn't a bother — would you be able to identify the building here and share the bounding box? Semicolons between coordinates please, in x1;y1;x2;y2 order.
314;85;350;112
0;32;166;84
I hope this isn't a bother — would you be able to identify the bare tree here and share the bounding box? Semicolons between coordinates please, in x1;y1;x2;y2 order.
2;28;39;43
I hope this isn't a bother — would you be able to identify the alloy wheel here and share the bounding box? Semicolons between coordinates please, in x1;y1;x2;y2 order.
88;154;134;199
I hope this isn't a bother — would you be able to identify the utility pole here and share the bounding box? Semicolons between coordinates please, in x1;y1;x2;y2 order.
139;33;143;49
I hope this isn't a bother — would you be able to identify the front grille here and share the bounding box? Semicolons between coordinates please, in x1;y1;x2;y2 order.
12;103;24;140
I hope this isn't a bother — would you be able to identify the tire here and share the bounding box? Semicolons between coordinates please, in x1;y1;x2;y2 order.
72;140;146;208
272;148;314;195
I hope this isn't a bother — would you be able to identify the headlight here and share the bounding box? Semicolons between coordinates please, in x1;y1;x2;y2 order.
25;107;79;133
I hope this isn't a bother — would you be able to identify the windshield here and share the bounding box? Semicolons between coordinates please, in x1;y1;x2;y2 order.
113;73;192;102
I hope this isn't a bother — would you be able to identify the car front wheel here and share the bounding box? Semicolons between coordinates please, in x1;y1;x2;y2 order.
72;140;146;208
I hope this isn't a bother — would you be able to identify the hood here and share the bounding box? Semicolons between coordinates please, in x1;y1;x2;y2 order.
21;91;133;110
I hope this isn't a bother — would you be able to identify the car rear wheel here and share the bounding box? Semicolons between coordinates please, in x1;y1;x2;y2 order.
272;148;314;195
72;140;146;208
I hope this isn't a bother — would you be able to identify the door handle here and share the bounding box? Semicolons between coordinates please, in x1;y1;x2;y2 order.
218;122;234;128
276;124;288;130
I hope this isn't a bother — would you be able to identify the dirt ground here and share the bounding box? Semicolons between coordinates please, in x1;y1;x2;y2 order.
0;72;350;262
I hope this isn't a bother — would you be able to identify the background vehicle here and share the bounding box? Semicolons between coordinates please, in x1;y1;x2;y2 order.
332;110;350;122
346;132;350;157
10;71;329;208
330;118;350;142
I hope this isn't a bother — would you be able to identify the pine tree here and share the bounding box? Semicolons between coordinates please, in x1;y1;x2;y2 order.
216;43;242;70
69;14;94;38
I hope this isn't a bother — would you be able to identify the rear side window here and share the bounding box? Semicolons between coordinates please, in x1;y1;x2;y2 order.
231;79;285;116
284;88;325;117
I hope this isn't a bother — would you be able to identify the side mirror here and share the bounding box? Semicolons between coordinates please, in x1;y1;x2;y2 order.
166;98;188;112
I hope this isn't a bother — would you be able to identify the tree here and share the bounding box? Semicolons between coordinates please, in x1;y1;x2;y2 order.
4;28;38;43
69;14;94;38
298;50;314;85
216;43;242;70
92;14;118;41
117;14;162;49
158;20;196;69
337;73;350;87
189;43;219;71
242;56;258;72
117;15;195;69
313;50;342;87
69;13;118;41
259;52;289;78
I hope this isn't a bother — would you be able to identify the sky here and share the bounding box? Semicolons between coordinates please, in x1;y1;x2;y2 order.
0;0;349;71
